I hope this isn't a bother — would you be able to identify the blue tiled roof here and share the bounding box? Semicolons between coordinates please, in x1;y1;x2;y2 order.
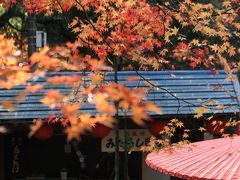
0;70;239;120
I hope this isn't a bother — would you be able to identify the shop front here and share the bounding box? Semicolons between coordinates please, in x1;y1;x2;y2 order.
0;70;239;180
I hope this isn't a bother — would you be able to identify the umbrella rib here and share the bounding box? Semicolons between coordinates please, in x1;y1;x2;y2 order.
203;150;239;179
150;144;225;166
166;145;227;171
180;147;231;179
213;151;240;179
146;137;240;180
151;144;228;171
225;153;240;180
194;149;237;178
146;146;228;179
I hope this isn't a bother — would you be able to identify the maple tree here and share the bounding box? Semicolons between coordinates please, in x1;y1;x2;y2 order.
0;0;239;149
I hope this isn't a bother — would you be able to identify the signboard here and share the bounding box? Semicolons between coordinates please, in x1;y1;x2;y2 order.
36;31;47;48
101;129;151;152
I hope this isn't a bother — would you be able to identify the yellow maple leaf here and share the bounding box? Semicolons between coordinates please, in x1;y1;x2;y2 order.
89;73;104;84
61;104;80;117
182;133;189;138
95;114;115;128
41;90;64;108
79;114;96;128
199;127;206;132
146;103;161;114
159;49;168;56
164;31;171;43
170;118;178;123
171;27;179;35
176;121;184;128
65;125;82;141
207;115;214;120
192;39;200;46
194;107;209;118
93;93;116;115
210;44;219;53
132;106;148;126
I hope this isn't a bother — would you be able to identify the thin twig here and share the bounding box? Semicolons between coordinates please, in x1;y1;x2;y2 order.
135;70;198;107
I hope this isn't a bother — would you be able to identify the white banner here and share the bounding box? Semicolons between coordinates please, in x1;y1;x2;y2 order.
101;129;152;152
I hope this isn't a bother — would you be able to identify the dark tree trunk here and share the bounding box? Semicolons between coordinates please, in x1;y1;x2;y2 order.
114;68;120;180
27;15;37;57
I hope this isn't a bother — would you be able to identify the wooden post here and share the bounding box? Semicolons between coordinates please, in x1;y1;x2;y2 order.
0;135;5;180
27;15;37;57
114;67;120;180
123;117;128;180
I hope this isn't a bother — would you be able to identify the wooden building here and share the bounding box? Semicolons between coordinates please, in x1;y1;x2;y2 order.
0;70;239;180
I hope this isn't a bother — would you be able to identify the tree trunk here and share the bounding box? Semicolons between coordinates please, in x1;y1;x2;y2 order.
114;70;120;180
27;15;37;57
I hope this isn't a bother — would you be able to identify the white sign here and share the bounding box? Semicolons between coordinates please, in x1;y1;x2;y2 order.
101;129;151;152
36;31;47;48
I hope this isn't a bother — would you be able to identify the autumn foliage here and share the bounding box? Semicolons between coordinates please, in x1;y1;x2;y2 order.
0;0;239;142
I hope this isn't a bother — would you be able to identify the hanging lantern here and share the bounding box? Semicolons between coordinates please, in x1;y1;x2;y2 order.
34;125;54;140
236;124;240;135
206;118;226;135
148;120;167;136
91;123;111;138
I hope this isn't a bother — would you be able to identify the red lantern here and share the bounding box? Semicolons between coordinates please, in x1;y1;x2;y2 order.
206;118;226;134
236;124;240;135
148;120;167;136
91;123;111;138
34;125;54;140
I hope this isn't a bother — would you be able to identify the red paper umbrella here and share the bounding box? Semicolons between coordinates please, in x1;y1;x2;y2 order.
148;120;167;136
34;125;54;140
146;136;240;180
91;123;111;138
206;118;226;134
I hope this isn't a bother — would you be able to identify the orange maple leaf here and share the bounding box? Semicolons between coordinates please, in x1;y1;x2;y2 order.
93;93;116;115
0;101;16;110
29;119;43;138
26;85;44;93
47;75;81;85
41;90;64;108
61;104;80;117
